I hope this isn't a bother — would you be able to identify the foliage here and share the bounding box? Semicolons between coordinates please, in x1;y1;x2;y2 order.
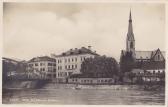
120;51;135;73
80;56;119;78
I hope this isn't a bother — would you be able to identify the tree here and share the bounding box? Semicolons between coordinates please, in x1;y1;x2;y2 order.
120;51;135;73
81;56;119;78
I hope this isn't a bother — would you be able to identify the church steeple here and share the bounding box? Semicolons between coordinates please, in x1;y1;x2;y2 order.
126;10;135;57
127;10;134;41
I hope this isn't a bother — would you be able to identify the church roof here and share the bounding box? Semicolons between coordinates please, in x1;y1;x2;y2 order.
121;49;165;60
135;49;165;59
135;51;153;59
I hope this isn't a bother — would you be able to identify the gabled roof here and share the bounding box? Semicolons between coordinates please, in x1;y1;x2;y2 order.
135;49;165;60
121;49;165;60
135;51;153;59
54;47;99;57
28;56;55;62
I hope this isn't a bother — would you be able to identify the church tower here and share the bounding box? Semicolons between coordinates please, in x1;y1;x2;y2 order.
126;10;135;57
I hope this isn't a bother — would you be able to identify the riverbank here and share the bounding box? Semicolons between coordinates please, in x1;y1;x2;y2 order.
3;80;165;91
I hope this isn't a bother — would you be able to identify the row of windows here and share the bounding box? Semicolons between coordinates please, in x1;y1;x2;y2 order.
39;68;56;72
57;72;72;77
29;63;56;67
58;66;62;70
71;79;112;83
57;56;90;64
57;65;78;70
65;65;77;70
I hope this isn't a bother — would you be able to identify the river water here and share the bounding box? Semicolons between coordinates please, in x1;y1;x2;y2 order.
2;84;165;105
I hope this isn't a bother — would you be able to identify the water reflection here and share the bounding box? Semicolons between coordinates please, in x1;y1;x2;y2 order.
3;88;165;105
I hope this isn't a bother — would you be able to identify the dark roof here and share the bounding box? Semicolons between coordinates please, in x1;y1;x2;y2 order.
28;56;55;62
54;47;99;57
121;49;165;60
136;61;165;70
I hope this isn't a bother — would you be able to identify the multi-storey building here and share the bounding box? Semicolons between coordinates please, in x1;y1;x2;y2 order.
52;46;99;82
27;56;56;79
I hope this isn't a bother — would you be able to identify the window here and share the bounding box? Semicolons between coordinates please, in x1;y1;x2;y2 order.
75;65;77;69
158;55;160;60
153;70;155;74
65;65;67;69
68;58;70;62
130;42;133;48
81;57;83;61
29;64;33;67
65;59;67;63
35;63;38;66
48;63;52;66
68;65;70;69
40;63;43;66
65;72;67;76
75;58;77;62
72;65;74;69
40;68;43;71
72;58;74;62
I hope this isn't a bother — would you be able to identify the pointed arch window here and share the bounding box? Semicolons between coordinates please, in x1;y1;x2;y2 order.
130;42;133;48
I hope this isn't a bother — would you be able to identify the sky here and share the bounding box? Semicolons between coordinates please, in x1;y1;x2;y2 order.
3;3;165;61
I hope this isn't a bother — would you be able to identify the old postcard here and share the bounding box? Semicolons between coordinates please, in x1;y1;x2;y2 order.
1;0;167;105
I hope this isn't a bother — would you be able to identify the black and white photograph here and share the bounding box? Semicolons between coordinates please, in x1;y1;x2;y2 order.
2;1;166;105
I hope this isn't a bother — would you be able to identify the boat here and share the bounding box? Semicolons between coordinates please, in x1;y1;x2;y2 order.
73;84;81;90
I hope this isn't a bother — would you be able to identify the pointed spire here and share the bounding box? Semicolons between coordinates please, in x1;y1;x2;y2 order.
127;9;134;41
129;9;132;22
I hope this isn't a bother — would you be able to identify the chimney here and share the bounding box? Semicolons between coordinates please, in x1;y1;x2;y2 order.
88;46;91;50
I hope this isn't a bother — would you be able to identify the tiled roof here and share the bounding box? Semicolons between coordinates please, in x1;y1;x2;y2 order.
28;56;55;62
121;49;165;60
135;51;153;59
54;47;99;57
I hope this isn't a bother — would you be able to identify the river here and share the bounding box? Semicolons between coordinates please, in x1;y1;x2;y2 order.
2;84;165;105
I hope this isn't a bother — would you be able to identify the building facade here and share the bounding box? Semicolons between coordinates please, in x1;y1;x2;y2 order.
120;11;165;75
27;56;56;79
52;46;99;83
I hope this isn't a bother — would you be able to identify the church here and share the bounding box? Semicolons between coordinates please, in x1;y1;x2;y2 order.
120;11;165;74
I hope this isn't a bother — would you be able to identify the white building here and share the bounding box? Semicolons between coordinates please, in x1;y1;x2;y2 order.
52;46;99;83
27;56;56;79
